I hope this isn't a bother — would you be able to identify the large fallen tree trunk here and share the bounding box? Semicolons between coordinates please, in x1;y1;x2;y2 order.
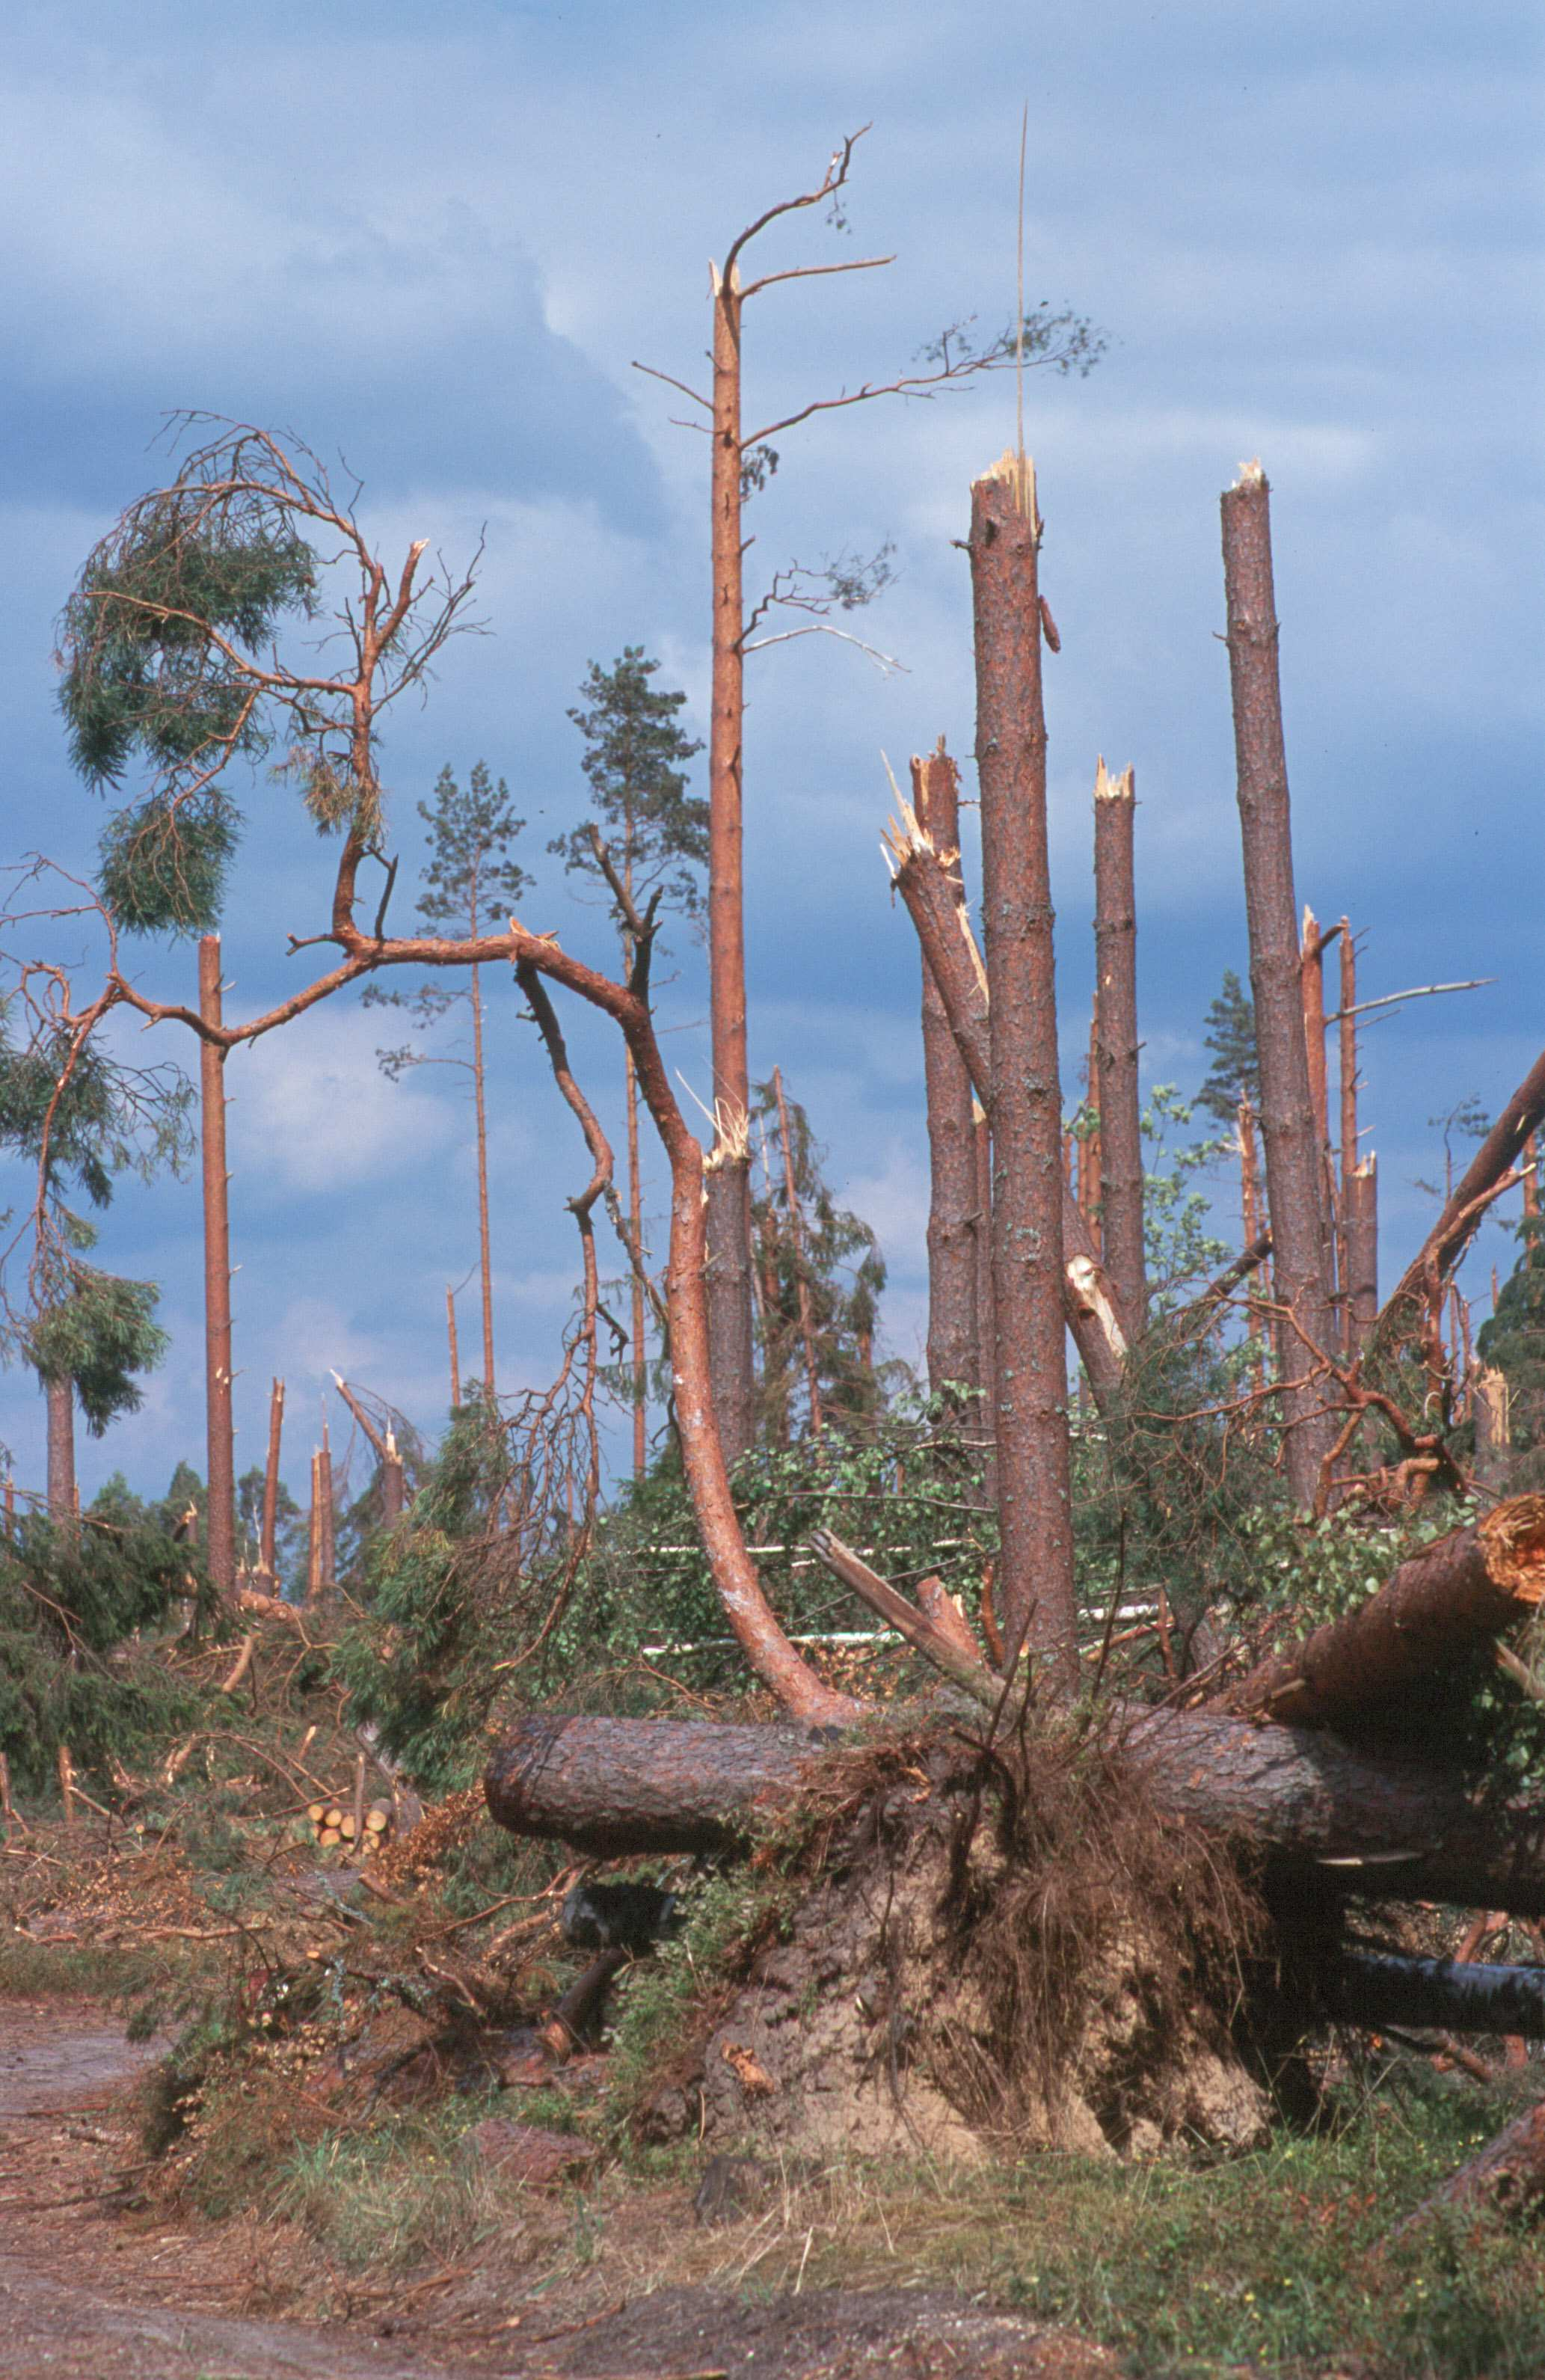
1326;1949;1545;2039
484;1708;1545;1915
1220;1495;1545;1731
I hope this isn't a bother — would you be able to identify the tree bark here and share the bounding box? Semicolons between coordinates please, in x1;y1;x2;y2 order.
259;1378;284;1580
1474;1366;1512;1491
331;1373;405;1527
470;960;497;1398
1325;1949;1545;2039
1221;1495;1545;1731
969;451;1075;1667
1238;1099;1272;1387
1079;997;1102;1233
317;1431;335;1590
887;807;1130;1404
974;1105;997;1488
1386;2096;1545;2240
1093;758;1145;1329
484;1707;1545;1915
446;1286;461;1410
705;258;756;1465
625;1041;648;1478
198;936;236;1598
1337;918;1358;1353
1344;1158;1378;1358
45;1373;75;1525
1300;907;1340;1313
912;741;980;1402
1375;1043;1545;1355
1525;1131;1540;1221
305;1451;322;1604
1220;465;1339;1503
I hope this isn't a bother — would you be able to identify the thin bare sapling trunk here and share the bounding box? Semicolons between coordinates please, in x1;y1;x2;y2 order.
446;1287;461;1408
1300;906;1341;1314
1080;997;1102;1233
199;936;236;1595
1219;463;1339;1503
912;740;980;1402
969;450;1076;1670
1092;758;1144;1328
317;1425;335;1590
259;1377;284;1579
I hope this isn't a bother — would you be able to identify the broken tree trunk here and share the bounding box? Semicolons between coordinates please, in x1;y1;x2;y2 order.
772;1067;823;1435
1093;757;1145;1329
1338;920;1360;1354
1344;1159;1379;1359
968;450;1075;1667
446;1286;461;1409
44;1373;75;1526
259;1378;284;1580
484;1707;1545;1916
331;1373;406;1526
974;1103;997;1488
912;740;980;1401
885;808;1130;1402
1220;464;1339;1503
1220;1495;1545;1731
1325;1949;1545;2040
199;935;236;1598
1386;2096;1545;2239
1375;1043;1545;1356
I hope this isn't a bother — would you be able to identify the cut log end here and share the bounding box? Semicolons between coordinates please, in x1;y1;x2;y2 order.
1230;456;1267;491
1481;1494;1545;1602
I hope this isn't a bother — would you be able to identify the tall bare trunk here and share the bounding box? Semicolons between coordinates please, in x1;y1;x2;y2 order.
199;936;236;1596
1079;997;1102;1233
771;1067;823;1435
318;1427;335;1589
625;1043;648;1476
705;258;756;1463
1300;906;1340;1312
45;1373;75;1524
259;1378;284;1580
1092;758;1145;1328
446;1287;461;1409
974;1104;997;1487
1525;1133;1540;1221
969;451;1076;1670
382;1431;405;1524
1345;1158;1379;1356
470;961;496;1399
1238;1099;1270;1393
911;740;980;1399
1220;464;1338;1504
1337;920;1359;1352
306;1452;322;1604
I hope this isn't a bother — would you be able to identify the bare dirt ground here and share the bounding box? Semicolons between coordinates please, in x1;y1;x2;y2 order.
0;2000;1123;2380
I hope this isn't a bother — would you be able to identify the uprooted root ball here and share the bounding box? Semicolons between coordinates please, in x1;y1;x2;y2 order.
638;1718;1280;2161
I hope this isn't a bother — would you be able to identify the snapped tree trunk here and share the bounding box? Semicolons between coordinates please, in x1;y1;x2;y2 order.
968;451;1075;1668
705;257;757;1465
44;1373;75;1525
1337;919;1359;1354
1300;907;1340;1314
1375;1043;1545;1355
317;1431;335;1590
1220;464;1339;1504
912;740;980;1401
484;1707;1545;1916
1092;758;1145;1328
1080;997;1102;1234
446;1286;461;1409
625;1041;648;1478
1221;1495;1545;1731
886;808;1130;1404
1344;1158;1378;1358
974;1104;997;1489
470;960;497;1398
259;1377;284;1579
198;936;236;1598
772;1067;823;1434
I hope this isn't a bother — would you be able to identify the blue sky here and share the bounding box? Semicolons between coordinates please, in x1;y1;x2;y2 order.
1;0;1540;1513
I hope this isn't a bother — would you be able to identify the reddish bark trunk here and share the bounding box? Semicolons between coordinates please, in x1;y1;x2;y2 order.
198;936;236;1598
470;961;497;1398
1337;921;1358;1353
1092;758;1144;1328
45;1373;75;1525
1377;1044;1545;1352
1300;906;1339;1311
306;1451;322;1603
705;259;756;1463
1080;996;1102;1235
259;1378;284;1579
968;453;1075;1669
1526;1132;1540;1221
625;1042;648;1478
317;1432;335;1589
888;821;1130;1404
974;1105;998;1485
1220;465;1339;1503
1222;1495;1545;1731
485;1708;1545;1917
911;740;980;1400
1344;1158;1379;1358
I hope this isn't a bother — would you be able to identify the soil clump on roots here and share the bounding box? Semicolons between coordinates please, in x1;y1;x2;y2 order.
639;1718;1280;2162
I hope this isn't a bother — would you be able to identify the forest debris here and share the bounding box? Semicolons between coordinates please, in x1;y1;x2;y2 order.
1386;2097;1545;2240
460;2116;598;2188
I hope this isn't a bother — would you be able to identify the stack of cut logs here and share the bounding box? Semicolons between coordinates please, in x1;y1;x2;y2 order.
307;1797;393;1856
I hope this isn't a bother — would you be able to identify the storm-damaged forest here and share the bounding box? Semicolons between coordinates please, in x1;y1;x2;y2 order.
2;108;1544;2380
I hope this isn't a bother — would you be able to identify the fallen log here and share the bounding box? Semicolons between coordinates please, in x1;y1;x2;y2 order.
1386;2096;1545;2240
1326;1950;1545;2039
1220;1497;1545;1731
484;1709;1545;1916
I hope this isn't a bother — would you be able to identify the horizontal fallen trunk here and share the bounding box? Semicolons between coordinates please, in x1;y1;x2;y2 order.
1386;2095;1545;2240
1327;1950;1545;2039
1221;1497;1545;1730
484;1709;1545;1915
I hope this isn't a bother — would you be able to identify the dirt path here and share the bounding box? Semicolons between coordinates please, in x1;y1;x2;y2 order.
0;2002;1123;2379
